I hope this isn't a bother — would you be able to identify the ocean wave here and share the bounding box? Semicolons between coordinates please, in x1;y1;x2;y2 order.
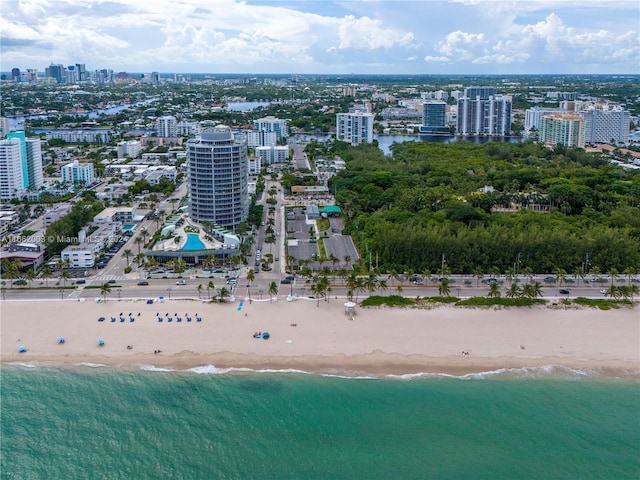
139;364;175;372
385;365;640;381
76;362;107;368
8;362;37;368
186;365;311;375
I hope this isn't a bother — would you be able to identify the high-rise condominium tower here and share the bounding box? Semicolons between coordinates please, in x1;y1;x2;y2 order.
187;127;248;228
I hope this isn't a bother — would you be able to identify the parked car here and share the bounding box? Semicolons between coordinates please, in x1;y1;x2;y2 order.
176;280;187;285
559;289;570;294
137;281;149;286
76;279;86;285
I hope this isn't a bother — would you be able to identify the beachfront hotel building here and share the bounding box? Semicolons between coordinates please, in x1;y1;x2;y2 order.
540;113;585;148
336;106;374;145
0;138;26;200
457;87;512;136
187;126;249;228
61;160;95;185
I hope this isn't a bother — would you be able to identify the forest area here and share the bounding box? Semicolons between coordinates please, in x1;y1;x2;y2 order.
328;141;640;275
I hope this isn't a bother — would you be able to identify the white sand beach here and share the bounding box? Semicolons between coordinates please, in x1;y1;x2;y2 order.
1;298;638;375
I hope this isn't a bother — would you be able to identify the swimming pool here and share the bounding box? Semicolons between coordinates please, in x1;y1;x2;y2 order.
181;233;206;251
122;224;135;232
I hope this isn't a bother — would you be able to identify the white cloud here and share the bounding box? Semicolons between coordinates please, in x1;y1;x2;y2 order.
0;0;638;73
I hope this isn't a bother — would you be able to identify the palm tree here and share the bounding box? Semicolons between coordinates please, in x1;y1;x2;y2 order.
555;268;567;287
396;284;403;297
572;267;585;287
123;249;133;267
268;281;278;302
438;277;451;297
197;284;203;299
388;269;400;287
343;255;351;268
59;270;71;287
207;281;215;300
504;267;516;284
622;267;636;286
505;283;521;298
607;268;619;287
41;265;53;287
628;284;639;301
247;269;255;284
25;269;36;288
100;282;111;303
487;282;501;298
378;279;388;296
472;267;484;288
135;236;144;255
140;228;149;242
217;286;230;303
364;273;379;297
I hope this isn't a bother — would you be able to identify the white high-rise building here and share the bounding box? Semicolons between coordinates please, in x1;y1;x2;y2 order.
336;106;374;145
253;116;288;141
524;107;568;132
255;145;289;165
0;138;26;200
457;87;512;136
25;138;44;190
117;140;142;159
157;115;177;138
581;105;630;145
541;113;585;148
61;160;95;185
247;130;278;148
187;127;249;227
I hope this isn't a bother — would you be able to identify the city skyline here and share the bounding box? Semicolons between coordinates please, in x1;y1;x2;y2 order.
2;1;638;75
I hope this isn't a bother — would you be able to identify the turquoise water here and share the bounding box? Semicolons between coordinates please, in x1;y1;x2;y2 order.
181;233;206;251
122;224;135;231
2;365;639;479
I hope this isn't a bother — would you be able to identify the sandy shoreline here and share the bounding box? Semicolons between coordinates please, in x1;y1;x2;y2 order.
2;298;639;376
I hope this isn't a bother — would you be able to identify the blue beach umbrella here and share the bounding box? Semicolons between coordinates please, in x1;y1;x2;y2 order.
97;339;105;346
18;346;27;353
57;337;65;344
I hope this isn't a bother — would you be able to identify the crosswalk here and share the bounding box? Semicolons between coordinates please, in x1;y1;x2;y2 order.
93;275;128;282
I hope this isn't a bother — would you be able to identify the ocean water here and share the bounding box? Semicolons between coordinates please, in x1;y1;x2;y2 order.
1;365;639;479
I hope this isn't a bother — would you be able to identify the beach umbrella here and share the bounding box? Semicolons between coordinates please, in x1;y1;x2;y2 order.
57;337;65;344
97;339;105;346
18;346;27;353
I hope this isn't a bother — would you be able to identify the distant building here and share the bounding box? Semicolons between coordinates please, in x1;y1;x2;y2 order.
524;107;568;132
420;101;449;135
45;129;110;143
61;160;95;185
93;207;136;225
581;105;630;145
247;130;278;148
255;145;289;165
157;115;177;138
117;140;142;159
253;116;288;141
457;87;512;136
541;113;584;148
25;137;44;190
336;106;374;145
0;138;26;200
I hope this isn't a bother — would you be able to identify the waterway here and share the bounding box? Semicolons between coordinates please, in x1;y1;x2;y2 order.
292;133;525;155
7;98;160;131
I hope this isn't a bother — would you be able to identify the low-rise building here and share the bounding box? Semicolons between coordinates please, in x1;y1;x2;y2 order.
0;242;45;270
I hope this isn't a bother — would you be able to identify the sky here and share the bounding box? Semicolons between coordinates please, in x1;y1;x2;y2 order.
1;0;639;75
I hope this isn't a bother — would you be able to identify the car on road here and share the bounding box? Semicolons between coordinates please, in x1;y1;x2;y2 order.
107;279;116;284
486;278;498;284
280;278;292;284
559;289;570;294
226;278;237;285
600;289;607;294
176;280;187;285
76;279;86;285
137;281;149;286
